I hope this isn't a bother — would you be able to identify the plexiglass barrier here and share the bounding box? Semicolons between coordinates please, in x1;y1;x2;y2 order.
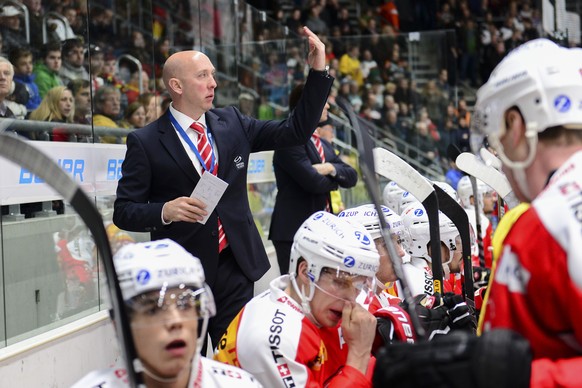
0;0;454;348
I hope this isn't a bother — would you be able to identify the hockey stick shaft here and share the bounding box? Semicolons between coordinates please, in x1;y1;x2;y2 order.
336;98;426;338
433;185;474;306
373;147;444;297
0;134;143;387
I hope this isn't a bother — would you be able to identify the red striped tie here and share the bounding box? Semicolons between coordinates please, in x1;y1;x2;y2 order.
312;133;325;162
311;133;331;212
191;122;228;252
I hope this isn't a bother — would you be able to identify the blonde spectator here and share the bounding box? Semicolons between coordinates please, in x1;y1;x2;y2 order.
119;101;146;129
29;86;75;141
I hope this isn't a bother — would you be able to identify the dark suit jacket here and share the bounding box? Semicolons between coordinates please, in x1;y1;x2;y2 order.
269;136;358;243
113;71;333;287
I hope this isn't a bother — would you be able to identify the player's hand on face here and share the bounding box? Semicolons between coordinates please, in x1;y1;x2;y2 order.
163;197;208;223
341;301;376;357
302;26;326;71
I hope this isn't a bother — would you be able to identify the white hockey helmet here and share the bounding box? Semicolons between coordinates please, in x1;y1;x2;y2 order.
457;176;492;210
338;204;404;240
382;181;405;211
471;39;582;196
432;181;460;203
398;191;418;216
114;239;216;320
401;202;459;265
290;211;380;282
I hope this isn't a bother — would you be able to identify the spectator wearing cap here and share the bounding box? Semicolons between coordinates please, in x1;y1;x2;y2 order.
33;41;64;98
0;5;28;55
10;46;42;112
59;38;89;86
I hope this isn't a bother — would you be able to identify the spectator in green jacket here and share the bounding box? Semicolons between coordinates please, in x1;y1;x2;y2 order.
33;42;64;98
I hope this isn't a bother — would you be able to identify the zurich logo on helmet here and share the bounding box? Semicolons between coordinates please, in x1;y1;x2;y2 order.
136;269;151;285
554;95;571;113
313;212;324;220
343;256;356;268
354;230;371;245
403;191;409;197
414;208;424;216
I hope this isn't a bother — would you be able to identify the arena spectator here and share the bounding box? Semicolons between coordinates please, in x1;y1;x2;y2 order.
28;85;74;141
33;41;64;98
92;85;123;144
68;79;91;126
59;38;89;85
10;46;42;112
0;56;16;119
339;45;364;87
0;6;27;55
119;101;146;129
137;92;161;125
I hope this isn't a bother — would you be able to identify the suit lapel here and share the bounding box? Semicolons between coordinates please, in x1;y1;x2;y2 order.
206;111;230;178
157;112;199;184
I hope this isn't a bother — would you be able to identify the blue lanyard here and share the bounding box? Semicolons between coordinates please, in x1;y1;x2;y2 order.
169;112;216;174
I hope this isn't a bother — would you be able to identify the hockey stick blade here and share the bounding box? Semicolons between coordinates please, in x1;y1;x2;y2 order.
373;147;444;298
432;185;474;305
335;97;426;338
0;134;143;387
479;147;503;171
456;152;519;209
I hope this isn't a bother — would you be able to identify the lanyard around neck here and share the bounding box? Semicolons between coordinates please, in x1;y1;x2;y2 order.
169;112;216;174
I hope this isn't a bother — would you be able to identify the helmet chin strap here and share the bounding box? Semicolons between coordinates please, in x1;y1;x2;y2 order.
494;131;537;202
290;273;320;326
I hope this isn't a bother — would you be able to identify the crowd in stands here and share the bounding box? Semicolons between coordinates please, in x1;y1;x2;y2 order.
247;0;552;172
0;0;561;169
0;0;175;143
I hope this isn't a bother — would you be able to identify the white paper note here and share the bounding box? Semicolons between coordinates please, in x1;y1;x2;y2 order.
190;172;228;225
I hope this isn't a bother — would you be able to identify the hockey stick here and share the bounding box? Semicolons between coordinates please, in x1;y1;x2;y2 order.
0;134;143;387
432;184;474;306
479;147;503;171
447;144;486;267
455;152;519;209
372;147;444;298
335;97;425;338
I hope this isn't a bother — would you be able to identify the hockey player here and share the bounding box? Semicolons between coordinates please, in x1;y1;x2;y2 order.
400;201;464;296
214;211;379;388
474;38;582;386
382;181;405;212
375;38;582;388
457;175;494;270
338;204;407;290
72;239;262;388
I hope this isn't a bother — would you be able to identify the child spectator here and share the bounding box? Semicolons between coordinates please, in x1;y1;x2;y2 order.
10;46;42;112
